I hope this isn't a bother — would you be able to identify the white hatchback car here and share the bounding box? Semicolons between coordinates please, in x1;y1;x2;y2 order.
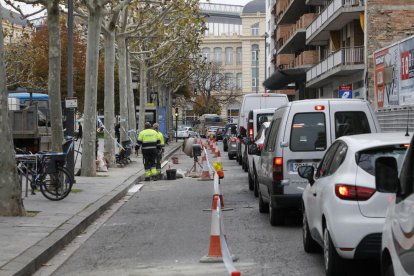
176;126;196;139
298;133;410;276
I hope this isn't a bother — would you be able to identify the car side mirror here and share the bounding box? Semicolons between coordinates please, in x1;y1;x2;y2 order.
298;166;315;185
248;143;258;155
375;156;400;193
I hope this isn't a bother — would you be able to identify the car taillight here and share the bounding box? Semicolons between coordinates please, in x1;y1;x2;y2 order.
335;184;376;201
258;143;263;151
248;122;253;139
231;137;237;142
272;157;283;181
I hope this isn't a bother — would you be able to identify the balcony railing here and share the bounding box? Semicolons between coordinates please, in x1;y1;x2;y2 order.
277;13;317;50
306;0;364;40
306;46;364;81
277;50;318;70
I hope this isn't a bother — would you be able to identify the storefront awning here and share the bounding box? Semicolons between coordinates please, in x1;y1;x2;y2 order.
263;70;298;90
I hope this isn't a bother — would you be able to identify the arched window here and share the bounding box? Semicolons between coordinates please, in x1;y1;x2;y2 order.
202;47;210;61
214;47;222;65
251;22;259;36
225;47;233;65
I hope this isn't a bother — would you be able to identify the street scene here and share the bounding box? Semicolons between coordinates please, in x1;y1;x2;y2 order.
1;0;414;276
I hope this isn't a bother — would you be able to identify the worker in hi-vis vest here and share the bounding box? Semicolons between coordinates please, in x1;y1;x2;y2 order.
152;123;165;179
136;122;161;181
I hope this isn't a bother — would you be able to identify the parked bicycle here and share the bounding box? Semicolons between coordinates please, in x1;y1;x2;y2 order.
15;137;76;201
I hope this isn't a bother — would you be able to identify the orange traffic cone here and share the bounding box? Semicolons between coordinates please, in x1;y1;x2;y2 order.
199;153;212;181
200;194;222;262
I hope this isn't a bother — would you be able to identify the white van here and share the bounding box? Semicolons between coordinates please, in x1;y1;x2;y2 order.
236;93;288;169
375;135;414;276
255;99;380;226
246;108;275;188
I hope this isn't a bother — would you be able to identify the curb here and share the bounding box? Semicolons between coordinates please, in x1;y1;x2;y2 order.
2;143;182;276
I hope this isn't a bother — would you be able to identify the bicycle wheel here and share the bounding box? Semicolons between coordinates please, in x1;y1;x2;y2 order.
40;166;73;201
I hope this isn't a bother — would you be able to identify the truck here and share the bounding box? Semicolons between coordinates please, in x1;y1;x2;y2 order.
8;92;52;153
373;35;414;132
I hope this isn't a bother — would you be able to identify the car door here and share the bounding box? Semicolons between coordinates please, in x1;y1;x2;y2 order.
305;142;340;234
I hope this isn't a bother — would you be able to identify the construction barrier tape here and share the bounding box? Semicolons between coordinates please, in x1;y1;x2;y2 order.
216;197;240;275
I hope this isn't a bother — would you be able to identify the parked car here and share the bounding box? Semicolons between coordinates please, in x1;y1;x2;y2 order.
175;126;196;139
205;126;219;139
227;134;238;160
223;124;237;152
214;127;226;140
236;93;288;170
298;133;410;276
248;121;270;197
256;99;380;226
375;135;414;276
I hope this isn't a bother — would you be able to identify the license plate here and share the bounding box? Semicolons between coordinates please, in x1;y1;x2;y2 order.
290;162;318;172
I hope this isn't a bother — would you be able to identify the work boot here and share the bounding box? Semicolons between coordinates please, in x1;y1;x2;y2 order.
144;177;150;181
151;175;158;181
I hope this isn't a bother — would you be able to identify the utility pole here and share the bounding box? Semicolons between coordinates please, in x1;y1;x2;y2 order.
66;0;75;180
264;32;269;80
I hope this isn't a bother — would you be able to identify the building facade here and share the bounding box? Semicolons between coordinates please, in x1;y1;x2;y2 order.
192;0;267;123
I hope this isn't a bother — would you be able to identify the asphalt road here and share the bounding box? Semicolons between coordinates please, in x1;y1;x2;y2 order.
48;141;380;276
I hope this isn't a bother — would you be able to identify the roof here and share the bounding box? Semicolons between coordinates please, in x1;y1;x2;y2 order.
338;133;412;153
242;0;265;14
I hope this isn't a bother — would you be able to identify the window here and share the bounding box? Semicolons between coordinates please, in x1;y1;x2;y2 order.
357;146;407;176
328;143;348;175
225;73;233;89
290;113;326;152
214;48;222;65
335;111;371;138
202;47;210;61
399;145;414;199
251;22;259;36
236;73;242;89
252;68;258;87
236;47;242;65
225;47;233;64
264;118;281;152
252;44;259;66
316;142;340;178
256;113;273;131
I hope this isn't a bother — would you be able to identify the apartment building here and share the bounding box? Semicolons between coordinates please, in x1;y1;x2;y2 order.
191;0;266;123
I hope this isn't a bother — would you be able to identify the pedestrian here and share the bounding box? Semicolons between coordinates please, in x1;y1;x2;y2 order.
136;122;160;181
153;123;165;179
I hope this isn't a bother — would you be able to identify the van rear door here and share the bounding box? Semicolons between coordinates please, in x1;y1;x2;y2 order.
282;102;330;194
329;100;377;142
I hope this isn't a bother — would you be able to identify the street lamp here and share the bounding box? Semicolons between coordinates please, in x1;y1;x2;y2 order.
264;32;269;80
174;107;178;142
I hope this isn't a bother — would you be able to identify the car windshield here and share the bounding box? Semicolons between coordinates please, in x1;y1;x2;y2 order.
356;146;408;176
178;127;188;131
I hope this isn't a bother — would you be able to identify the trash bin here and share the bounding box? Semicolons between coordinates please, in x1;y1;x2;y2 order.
166;169;177;180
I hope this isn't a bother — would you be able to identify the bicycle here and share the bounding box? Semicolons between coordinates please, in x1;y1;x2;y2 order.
15;139;75;201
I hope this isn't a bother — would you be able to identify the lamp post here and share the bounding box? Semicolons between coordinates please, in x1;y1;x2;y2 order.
174;107;178;142
255;49;259;94
264;32;269;80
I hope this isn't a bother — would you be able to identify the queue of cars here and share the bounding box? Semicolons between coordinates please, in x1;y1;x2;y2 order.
224;94;414;276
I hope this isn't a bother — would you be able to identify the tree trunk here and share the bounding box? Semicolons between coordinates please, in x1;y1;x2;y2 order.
0;7;25;216
47;1;64;151
103;31;116;167
81;8;103;176
117;37;128;143
127;52;136;138
138;61;148;132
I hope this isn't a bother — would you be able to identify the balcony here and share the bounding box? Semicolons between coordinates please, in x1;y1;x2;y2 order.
277;50;318;73
306;0;364;45
306;46;365;87
276;0;308;25
306;0;326;5
277;13;317;54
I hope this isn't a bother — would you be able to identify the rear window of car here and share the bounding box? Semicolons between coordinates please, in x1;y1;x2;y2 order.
290;113;326;152
256;113;273;130
335;111;371;138
356;146;407;176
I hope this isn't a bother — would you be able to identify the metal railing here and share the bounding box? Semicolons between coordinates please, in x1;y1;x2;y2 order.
306;46;364;81
306;0;364;39
200;3;243;15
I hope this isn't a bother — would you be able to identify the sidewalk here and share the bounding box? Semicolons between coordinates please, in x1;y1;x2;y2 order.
0;142;183;276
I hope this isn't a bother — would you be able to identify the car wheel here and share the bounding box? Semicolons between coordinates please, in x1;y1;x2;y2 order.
248;170;254;191
228;154;233;160
269;197;284;226
223;141;228;152
237;154;242;165
243;159;248;172
258;189;269;213
253;171;259;198
381;252;395;276
302;208;319;253
324;227;344;276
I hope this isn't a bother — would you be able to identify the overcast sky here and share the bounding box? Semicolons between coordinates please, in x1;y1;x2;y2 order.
0;0;254;19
